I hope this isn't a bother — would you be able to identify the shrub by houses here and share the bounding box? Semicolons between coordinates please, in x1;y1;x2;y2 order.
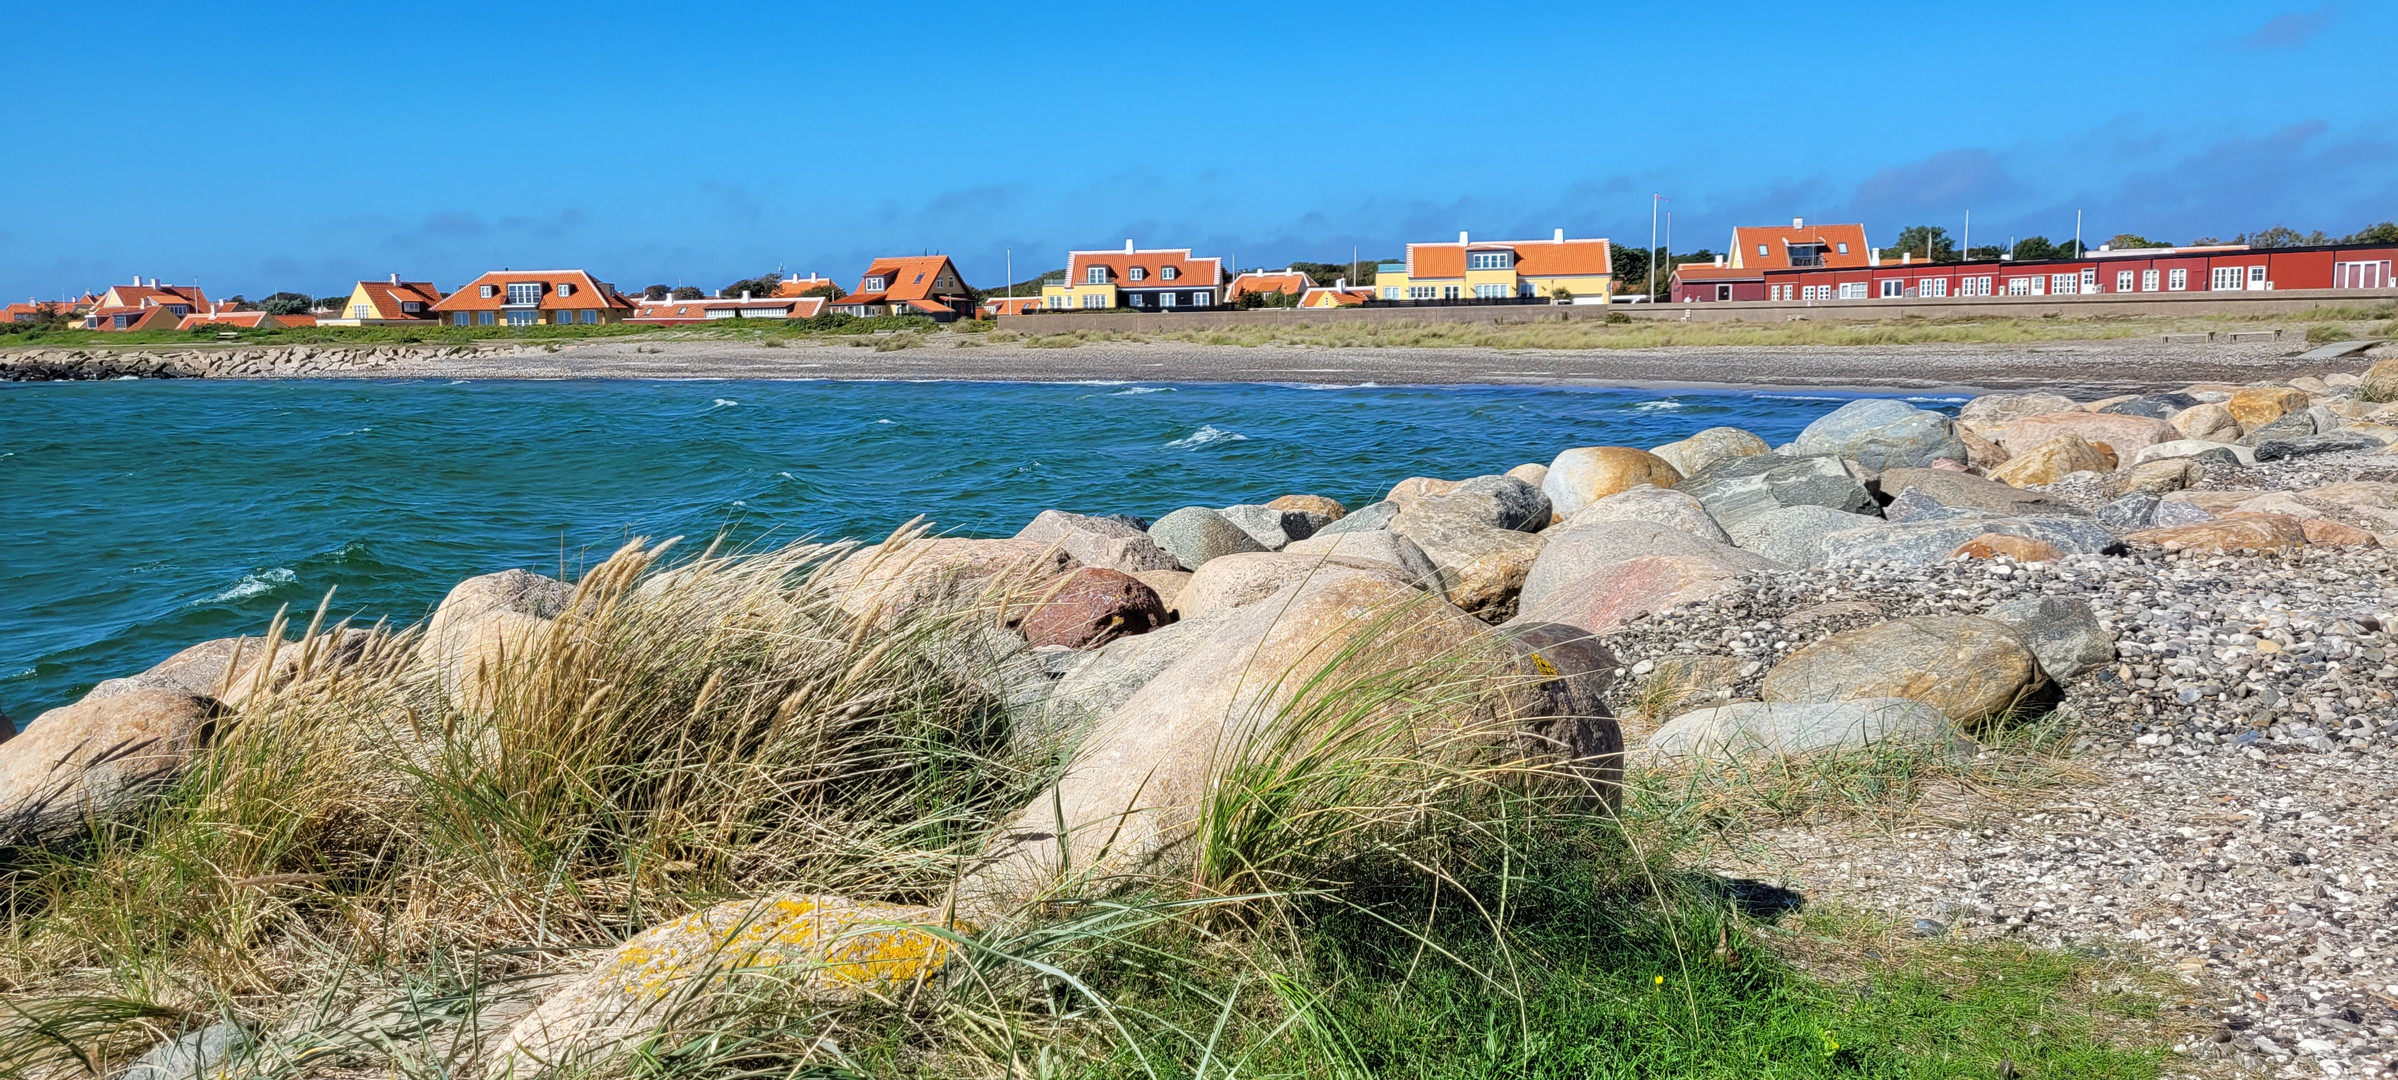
1373;230;1612;304
829;256;973;320
427;270;635;327
1040;242;1224;311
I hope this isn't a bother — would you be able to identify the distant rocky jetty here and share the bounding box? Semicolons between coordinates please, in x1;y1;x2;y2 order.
7;354;2398;1074
0;343;541;381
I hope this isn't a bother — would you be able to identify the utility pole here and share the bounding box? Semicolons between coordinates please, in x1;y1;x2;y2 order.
1963;210;1970;262
1006;249;1013;302
2074;210;2083;259
1664;211;1673;301
1649;194;1667;301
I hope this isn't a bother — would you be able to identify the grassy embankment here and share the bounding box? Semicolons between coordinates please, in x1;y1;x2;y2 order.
0;537;2193;1078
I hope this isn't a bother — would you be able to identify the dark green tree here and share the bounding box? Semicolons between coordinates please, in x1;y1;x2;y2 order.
1883;226;1958;262
671;286;705;300
1964;245;2006;261
2012;236;2066;261
720;274;784;299
2239;225;2325;248
1610;245;1650;292
642;284;671;300
258;292;313;316
2344;222;2398;244
2104;233;2171;249
314;295;349;312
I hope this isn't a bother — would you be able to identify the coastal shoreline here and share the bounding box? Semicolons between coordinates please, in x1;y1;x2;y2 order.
4;335;2370;396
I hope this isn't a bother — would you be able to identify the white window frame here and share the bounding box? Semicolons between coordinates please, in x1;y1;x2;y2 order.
479;284;497;298
1127;267;1146;282
2116;270;2134;293
506;283;541;306
1081;292;1105;309
2141;269;2159;292
1756;244;1768;257
1836;242;1849;255
1190;290;1209;305
1046;295;1068;309
2169;268;2187;290
2050;273;2077;295
352;304;371;319
1880;279;1904;298
557;283;574;298
1467;251;1513;270
2081;268;2097;293
1920;277;1948;298
1473;283;1507;298
2211;266;2244;291
1157;290;1174;307
1442;285;1460;299
2334;260;2392;288
1085;266;1107;284
1161;266;1179;281
864;276;887;291
2249;265;2268;286
1838;282;1868;300
2007;277;2032;296
1409;286;1435;300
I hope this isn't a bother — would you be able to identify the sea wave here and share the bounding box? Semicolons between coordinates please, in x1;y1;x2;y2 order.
1167;425;1248;448
203;567;295;604
712;398;739;408
1759;394;1848;402
1111;387;1172;395
1631;400;1686;411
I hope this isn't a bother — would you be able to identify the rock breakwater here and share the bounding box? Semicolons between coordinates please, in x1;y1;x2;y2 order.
1;343;543;381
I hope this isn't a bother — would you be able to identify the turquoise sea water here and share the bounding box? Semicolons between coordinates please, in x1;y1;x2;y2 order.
1;378;1951;722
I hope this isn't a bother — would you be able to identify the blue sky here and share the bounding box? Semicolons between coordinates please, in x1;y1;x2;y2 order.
3;1;2392;302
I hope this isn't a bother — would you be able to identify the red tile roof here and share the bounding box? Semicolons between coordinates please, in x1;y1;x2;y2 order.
1226;270;1311;300
88;304;183;331
97;282;210;311
840;256;970;307
1063;248;1222;291
1299;286;1373;307
353;280;443;319
1668;264;1760;282
772;274;841;298
981;296;1043;316
1728;223;1872;270
427;270;635;313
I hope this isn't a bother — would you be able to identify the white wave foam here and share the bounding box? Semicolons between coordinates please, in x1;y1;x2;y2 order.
1167;425;1247;448
1759;394;1847;402
1110;386;1172;395
115;374;141;380
711;398;739;408
205;567;294;604
1903;395;1970;404
875;418;895;424
1631;399;1686;411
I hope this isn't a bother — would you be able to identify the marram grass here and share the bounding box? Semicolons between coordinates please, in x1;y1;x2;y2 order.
0;537;2179;1078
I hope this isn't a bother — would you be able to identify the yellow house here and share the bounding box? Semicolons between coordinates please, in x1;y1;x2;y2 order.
1374;229;1614;304
1040;241;1224;311
321;275;443;326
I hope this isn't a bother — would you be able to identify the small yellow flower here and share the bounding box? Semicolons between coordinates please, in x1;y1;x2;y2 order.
1653;975;1665;987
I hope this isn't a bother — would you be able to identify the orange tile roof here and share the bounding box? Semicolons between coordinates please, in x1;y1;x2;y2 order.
1406;244;1466;279
1406;237;1612;278
628;296;828;323
841;256;969;306
89;304;183;331
1299;286;1373;307
773;275;841;298
178;310;273;329
427;270;634;313
1226;270;1311;299
1063;248;1222;290
1668;264;1760;282
1729;223;1872;270
981;296;1043;316
354;280;443;319
97;283;210;311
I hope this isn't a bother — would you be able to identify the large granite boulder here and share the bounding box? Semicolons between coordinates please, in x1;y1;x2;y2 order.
1957;392;2078;436
961;566;1614;907
490;895;966;1073
1818;515;2118;566
1016;509;1181;573
830;538;1078;621
2097;393;2196;420
1310;499;1399;537
1019;568;1169;649
1994;412;2176;459
1558;484;1731;544
1388;500;1549;620
1648;426;1770;478
1648;697;1962;761
1435;475;1553;532
1675;453;1876;528
2131;439;2257;467
1015;609;1240;748
2254;431;2386;461
2226;387;2311;432
2169;402;2240;442
1541;447;1682;519
2361;358;2398;404
1282;529;1441;588
1519;519;1774;612
2236;411;2316;447
1789;398;1965;470
1266;494;1347;521
1513;552;1761;634
0;689;217;845
1146;507;1268;570
1875;468;2081;517
419;569;573;663
1218;504;1322;550
1985;433;2117;486
1172;551;1420;620
1982;595;2114;679
1759;615;2044;723
2124;512;2310;553
1724;505;1884;568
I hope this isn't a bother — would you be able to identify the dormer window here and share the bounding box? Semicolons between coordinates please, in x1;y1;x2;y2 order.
480;284;497;299
557;283;574;298
1467;251;1514;270
506;283;542;305
1085;266;1107;284
1128;267;1147;282
864;275;887;291
401;301;423;313
1161;266;1179;281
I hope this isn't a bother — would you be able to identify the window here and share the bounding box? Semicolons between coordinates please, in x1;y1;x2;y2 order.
352;304;371;319
1158;291;1175;307
1409;286;1435;300
864;276;887;291
1190;290;1209;305
1717;284;1732;301
1382;287;1400;300
1800;285;1822;301
1081;293;1105;309
453;312;471;326
1085;267;1107;284
1047;295;1068;309
912;273;924;284
2116;271;2135;293
1468;251;1513;270
1127;267;1146;282
1880;279;1904;298
1836;242;1849;255
1789;244;1826;268
1959;276;1990;297
2335;260;2393;288
401;301;423;313
2081;269;2097;293
581;309;599;324
2007;277;2032;296
479;284;497;299
2141;269;2159;292
557;283;574;298
1441;285;1460;300
1921;277;1949;297
1474;283;1508;298
2249;265;2268;286
506;283;541;305
2050;273;2077;295
2168;268;2187;290
1756;244;1768;256
2211;266;2244;291
1162;266;1179;280
505;310;537;326
1838;282;1868;300
476;310;496;326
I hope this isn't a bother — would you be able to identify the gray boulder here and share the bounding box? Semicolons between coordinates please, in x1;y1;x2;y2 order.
1958;392;2078;434
2097;393;2197;420
2237;412;2315;446
121;1022;249;1080
1216;504;1322;550
2148;499;2215;528
1519;520;1776;613
1880;488;1982;524
1874;467;2081;518
1789;398;1966;470
1648;426;1770;478
1676;453;1876;528
1559;484;1730;544
1390;499;1550;620
1016;509;1181;572
1818;515;2120;566
1648;698;1964;761
1724;505;1885;568
1013;609;1238;750
2254;431;2386;461
1982;595;2115;679
2132;439;2257;467
1392;475;1552;533
1145;507;1267;569
1282;529;1441;587
2092;492;2162;532
1311;499;1398;536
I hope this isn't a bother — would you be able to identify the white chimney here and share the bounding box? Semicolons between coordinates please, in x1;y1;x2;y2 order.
1335;277;1347;289
741;290;751;300
1902;252;1912;265
389;272;399;284
1713;254;1725;267
1553;228;1565;243
1458;231;1469;245
1791;218;1803;229
1124;239;1135;253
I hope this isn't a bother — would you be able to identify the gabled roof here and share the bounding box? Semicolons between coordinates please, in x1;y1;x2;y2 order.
981;296;1043;315
1299;286;1373;307
89;304;183;331
98;282;209;311
1728;223;1872;270
1062;247;1222;290
1669;263;1762;283
840;256;968;306
1226;270;1311;299
428;270;634;312
353;280;443;319
773;274;841;298
1404;235;1613;279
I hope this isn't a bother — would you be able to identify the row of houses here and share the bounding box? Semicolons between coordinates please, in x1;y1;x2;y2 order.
16;220;2392;331
1666;219;2398;303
